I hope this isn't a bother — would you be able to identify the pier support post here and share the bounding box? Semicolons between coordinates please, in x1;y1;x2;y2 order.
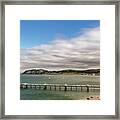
25;85;28;89
54;86;56;90
64;84;67;91
59;86;61;90
86;84;89;92
81;86;83;91
76;86;77;91
44;85;47;90
20;85;23;89
64;86;67;91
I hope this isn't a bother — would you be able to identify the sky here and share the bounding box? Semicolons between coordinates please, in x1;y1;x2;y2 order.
20;20;100;72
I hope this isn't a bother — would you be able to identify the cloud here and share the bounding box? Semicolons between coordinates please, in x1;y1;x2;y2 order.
21;27;100;72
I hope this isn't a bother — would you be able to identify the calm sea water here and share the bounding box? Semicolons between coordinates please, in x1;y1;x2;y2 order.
20;74;100;100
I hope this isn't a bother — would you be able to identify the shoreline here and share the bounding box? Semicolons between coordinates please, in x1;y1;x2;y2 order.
21;74;100;77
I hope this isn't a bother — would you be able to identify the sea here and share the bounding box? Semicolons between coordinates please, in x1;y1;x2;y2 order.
20;74;100;100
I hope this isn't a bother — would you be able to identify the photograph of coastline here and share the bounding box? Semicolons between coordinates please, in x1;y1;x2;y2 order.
20;20;100;100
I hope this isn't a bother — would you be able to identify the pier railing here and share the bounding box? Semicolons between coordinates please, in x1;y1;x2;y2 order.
20;83;100;92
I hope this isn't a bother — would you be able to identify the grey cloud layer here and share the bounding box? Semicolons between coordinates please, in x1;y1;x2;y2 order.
21;27;100;71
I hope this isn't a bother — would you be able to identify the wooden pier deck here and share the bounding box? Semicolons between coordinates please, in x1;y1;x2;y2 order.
20;83;100;92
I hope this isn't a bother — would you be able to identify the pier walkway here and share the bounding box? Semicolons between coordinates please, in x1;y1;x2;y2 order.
20;83;100;92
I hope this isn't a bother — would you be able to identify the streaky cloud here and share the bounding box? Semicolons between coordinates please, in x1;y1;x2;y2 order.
21;27;100;72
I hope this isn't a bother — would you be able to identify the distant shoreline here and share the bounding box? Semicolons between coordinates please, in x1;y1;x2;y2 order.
21;68;100;76
21;74;100;77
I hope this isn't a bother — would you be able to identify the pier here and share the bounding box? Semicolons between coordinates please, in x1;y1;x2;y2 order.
20;83;100;92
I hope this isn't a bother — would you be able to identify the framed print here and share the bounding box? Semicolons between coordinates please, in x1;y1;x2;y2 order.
0;0;119;119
